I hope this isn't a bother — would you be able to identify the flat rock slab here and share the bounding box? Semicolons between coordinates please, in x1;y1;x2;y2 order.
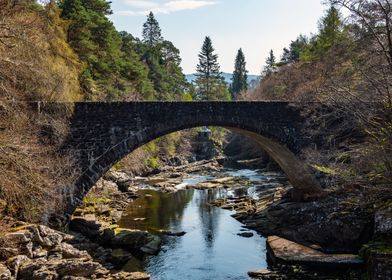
267;236;363;269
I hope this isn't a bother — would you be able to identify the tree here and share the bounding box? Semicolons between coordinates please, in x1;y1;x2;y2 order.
231;48;248;100
142;12;163;46
300;6;344;61
60;0;124;100
195;36;228;100
263;49;276;76
280;35;309;64
317;5;344;51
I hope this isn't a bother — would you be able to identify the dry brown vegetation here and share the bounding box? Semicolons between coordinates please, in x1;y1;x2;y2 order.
242;1;392;187
0;1;82;225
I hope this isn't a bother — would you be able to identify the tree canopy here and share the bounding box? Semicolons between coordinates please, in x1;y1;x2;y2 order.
195;36;230;100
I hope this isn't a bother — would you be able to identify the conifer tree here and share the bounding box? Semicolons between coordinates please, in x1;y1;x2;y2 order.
142;12;163;46
263;49;276;76
195;36;228;100
231;48;248;100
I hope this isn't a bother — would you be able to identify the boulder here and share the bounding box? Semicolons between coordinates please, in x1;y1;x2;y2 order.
6;255;30;278
49;259;108;277
0;263;12;280
3;230;31;244
374;207;392;238
140;235;161;255
111;230;161;255
267;236;363;269
69;218;101;238
240;192;373;253
55;243;91;259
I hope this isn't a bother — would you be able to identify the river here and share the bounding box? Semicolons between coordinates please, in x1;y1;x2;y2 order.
119;169;286;280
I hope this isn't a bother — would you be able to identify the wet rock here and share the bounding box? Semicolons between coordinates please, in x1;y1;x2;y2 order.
111;230;161;254
237;232;254;238
140;235;162;255
247;269;282;279
109;271;150;280
158;230;186;237
0;263;12;280
109;249;133;267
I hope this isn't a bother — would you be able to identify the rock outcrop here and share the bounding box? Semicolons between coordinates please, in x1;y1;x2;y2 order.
0;224;150;279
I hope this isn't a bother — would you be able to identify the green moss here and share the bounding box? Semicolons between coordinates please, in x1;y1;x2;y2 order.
146;156;160;169
311;164;338;175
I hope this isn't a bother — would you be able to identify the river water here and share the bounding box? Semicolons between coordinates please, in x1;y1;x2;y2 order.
119;169;285;280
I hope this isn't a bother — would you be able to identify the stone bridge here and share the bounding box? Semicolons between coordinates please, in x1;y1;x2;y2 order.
63;101;325;215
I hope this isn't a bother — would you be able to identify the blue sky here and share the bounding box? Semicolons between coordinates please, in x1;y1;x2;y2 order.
109;0;327;74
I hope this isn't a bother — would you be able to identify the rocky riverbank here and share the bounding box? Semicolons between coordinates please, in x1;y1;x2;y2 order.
1;158;391;279
211;182;392;279
59;161;392;280
0;222;150;279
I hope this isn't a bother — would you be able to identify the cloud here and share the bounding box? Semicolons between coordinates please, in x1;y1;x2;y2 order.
117;0;218;16
124;0;157;9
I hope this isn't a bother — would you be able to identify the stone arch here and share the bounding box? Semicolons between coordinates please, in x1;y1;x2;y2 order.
64;102;325;216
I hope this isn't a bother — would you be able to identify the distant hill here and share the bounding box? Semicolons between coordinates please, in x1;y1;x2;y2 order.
186;73;260;86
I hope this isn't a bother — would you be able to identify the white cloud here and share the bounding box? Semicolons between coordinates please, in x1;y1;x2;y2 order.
124;0;157;9
117;0;218;16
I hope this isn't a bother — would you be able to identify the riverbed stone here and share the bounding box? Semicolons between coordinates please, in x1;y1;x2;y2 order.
267;236;363;269
111;230;161;255
237;232;254;238
109;271;150;280
56;243;91;259
0;263;12;280
247;269;281;279
140;235;162;255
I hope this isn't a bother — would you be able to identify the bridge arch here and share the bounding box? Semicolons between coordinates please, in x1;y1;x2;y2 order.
64;102;325;215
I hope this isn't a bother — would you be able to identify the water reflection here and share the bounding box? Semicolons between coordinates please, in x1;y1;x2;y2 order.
119;169;286;280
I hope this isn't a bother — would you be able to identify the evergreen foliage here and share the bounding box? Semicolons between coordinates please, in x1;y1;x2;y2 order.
231;48;248;100
195;36;230;100
300;6;344;61
59;2;186;101
142;12;163;46
263;49;277;76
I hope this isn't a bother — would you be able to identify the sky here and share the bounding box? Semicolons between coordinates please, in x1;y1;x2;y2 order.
109;0;328;75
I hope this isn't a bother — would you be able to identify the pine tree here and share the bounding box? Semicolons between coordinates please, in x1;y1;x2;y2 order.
195;36;227;100
231;48;248;100
263;49;276;76
317;6;343;50
142;12;163;46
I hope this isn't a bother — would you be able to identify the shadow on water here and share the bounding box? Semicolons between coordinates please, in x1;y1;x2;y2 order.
119;169;285;280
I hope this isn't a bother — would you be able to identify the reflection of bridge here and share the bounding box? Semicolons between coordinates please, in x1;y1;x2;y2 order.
63;101;324;215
